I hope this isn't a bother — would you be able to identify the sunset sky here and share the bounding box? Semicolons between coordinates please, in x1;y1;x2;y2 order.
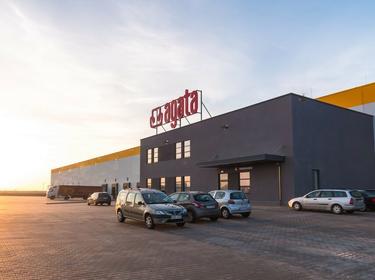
1;0;375;190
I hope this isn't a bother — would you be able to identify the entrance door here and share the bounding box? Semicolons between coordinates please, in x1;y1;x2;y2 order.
239;171;251;194
111;183;119;199
219;173;228;190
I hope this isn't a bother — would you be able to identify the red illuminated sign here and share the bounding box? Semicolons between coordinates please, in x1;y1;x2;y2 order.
150;89;199;128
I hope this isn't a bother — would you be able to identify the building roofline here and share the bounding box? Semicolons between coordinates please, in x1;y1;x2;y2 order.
317;82;375;108
142;92;373;142
51;146;140;174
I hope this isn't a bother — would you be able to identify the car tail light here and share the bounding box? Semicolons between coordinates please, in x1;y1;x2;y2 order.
192;202;204;208
371;198;375;203
228;199;235;204
349;198;354;205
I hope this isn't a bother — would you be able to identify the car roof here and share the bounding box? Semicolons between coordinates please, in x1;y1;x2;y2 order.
120;188;163;194
310;189;353;191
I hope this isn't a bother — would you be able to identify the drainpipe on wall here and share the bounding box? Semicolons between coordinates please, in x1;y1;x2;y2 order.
277;163;282;206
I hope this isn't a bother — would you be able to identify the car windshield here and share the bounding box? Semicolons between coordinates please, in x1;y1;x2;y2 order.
194;194;214;202
142;192;173;204
230;192;247;199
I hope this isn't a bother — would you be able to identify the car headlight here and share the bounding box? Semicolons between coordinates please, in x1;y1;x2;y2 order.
155;210;168;215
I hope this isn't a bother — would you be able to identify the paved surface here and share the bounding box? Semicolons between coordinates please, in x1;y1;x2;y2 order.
0;196;374;280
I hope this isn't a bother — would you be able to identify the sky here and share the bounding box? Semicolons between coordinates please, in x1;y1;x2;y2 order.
1;0;375;190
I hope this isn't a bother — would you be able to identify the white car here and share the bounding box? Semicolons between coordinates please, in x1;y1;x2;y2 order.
288;189;365;214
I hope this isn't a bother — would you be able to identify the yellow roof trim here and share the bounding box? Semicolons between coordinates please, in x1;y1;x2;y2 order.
317;82;375;108
51;146;140;174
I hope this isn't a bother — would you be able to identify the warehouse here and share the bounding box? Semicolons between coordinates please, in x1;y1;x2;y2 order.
51;146;140;198
140;92;375;204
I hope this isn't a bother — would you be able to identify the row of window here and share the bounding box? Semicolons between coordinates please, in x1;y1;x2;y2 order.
146;171;251;193
147;140;191;164
220;170;251;193
146;176;191;192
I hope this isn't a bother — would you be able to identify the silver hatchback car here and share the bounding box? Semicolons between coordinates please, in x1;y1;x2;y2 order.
288;189;365;214
209;190;251;218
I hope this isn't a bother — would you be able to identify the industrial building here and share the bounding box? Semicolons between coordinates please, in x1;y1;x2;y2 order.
140;91;375;204
51;83;375;204
51;146;140;198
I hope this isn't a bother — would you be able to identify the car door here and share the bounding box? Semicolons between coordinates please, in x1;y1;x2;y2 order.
124;192;135;218
301;191;321;209
213;191;226;207
316;191;334;211
132;193;145;221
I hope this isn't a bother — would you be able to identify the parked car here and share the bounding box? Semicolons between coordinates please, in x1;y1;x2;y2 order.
116;188;187;229
169;192;220;222
87;192;112;206
357;190;375;211
288;189;365;214
209;190;251;219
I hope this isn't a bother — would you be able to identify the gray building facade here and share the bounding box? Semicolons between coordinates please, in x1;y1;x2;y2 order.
140;94;375;204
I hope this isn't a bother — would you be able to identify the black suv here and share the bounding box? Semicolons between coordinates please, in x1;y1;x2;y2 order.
87;192;111;206
116;188;187;229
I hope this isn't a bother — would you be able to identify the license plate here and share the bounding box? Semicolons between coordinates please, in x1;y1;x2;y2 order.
171;215;182;220
206;205;215;209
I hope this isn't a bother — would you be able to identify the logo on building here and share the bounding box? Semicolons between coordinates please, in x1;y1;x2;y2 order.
150;89;200;129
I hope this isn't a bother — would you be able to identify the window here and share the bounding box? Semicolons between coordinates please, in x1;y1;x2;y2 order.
147;178;152;189
219;173;228;190
169;193;179;201
184;140;191;158
194;194;214;202
214;192;226;199
153;147;158;163
134;193;142;205
176;142;182;159
184;176;191;192
176;176;182;192
306;191;320;198
239;171;250;193
147;149;152;164
179;193;190;202
126;192;135;204
160;177;166;192
320;191;333;198
230;192;247;200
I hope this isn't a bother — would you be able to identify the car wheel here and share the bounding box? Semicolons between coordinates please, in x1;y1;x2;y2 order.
210;217;218;221
331;204;343;214
241;212;250;218
145;214;155;229
64;196;69;200
221;208;231;219
187;210;196;223
117;210;125;223
360;206;367;212
87;202;90;206
176;222;185;227
292;202;302;211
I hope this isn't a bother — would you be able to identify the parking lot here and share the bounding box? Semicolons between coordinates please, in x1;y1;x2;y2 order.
0;196;374;280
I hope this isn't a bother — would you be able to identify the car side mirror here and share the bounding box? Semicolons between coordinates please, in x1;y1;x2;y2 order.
137;201;144;206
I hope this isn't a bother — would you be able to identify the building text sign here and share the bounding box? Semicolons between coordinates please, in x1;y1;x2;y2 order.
150;89;199;129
